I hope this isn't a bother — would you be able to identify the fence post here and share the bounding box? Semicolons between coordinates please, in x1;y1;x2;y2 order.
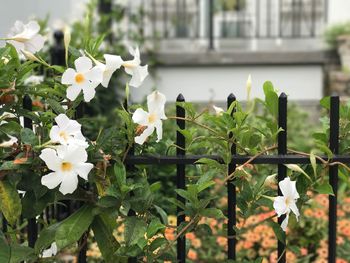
227;94;236;260
208;0;214;50
23;95;38;248
328;95;339;263
277;93;287;263
176;94;186;263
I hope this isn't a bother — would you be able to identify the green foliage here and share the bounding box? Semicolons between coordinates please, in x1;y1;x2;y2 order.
324;21;350;48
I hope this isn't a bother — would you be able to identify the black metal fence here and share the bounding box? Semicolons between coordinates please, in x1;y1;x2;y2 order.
100;0;328;49
0;31;345;263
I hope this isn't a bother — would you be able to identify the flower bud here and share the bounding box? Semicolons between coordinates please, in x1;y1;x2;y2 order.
21;50;40;63
246;74;252;100
264;174;277;188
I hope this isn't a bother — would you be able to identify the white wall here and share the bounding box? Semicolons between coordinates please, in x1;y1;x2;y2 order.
131;65;323;102
328;0;350;25
0;0;88;37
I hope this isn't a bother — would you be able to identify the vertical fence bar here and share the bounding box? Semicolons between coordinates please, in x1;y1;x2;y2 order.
208;0;214;50
328;95;339;263
176;94;186;263
227;94;236;260
277;93;287;263
23;95;38;248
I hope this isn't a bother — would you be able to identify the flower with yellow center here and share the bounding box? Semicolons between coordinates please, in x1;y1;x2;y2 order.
39;145;93;195
6;20;45;54
132;91;167;145
49;114;88;148
61;56;103;102
273;177;300;231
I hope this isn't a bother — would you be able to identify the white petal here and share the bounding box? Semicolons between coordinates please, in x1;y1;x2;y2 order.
62;68;76;85
41;172;62;189
39;149;61;171
74;56;92;73
213;105;224;115
135;126;155;145
63;145;88;163
55;114;70;128
59;172;79;195
24;34;45;53
279;177;296;198
104;54;123;71
132;108;149;126
281;213;289;231
273;196;288;217
289;201;300;220
74;163;93;180
147;91;166;119
7;40;24;53
82;85;96;102
49;125;62;143
66;85;82;101
129;65;148;88
85;66;103;83
101;70;114;88
154;120;163;142
25;21;40;37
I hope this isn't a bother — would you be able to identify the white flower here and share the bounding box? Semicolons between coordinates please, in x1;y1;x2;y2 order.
132;91;167;145
96;54;123;88
61;56;103;102
39;145;93;195
273;177;300;231
42;242;57;258
49;114;88;148
7;20;45;54
24;75;44;85
0;135;17;148
213;105;224;116
121;47;148;88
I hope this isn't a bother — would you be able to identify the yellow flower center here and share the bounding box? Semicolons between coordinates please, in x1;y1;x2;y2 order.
148;113;157;124
61;162;73;172
59;131;68;141
123;61;136;69
285;197;291;206
75;73;85;84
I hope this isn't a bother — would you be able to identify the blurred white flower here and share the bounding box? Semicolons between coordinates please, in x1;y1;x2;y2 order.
246;74;252;100
41;242;57;258
7;20;45;54
132;91;167;145
96;54;123;88
40;145;93;195
121;47;148;88
213;105;224;116
61;56;103;102
0;135;17;148
49;114;88;148
273;177;300;231
24;75;44;85
1;56;9;64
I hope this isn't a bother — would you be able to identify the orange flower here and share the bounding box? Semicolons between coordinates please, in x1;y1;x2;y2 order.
187;249;197;261
191;238;202;248
286;251;297;262
186;232;196;240
336;258;348;263
300;248;308;256
269;251;278;263
164;228;175;241
317;247;328;259
216;236;227;246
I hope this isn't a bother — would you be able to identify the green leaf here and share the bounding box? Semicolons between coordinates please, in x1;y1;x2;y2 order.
0;180;21;226
269;221;285;244
320;96;330;110
265;90;278;118
310;151;317;178
55;205;95;249
197;180;215;193
9;245;35;263
91;215;120;262
0;231;10;263
200;208;226;219
285;164;311;181
20;128;37;145
263;81;274;96
153;205;168;225
114;162;126;187
315;182;334;195
35;222;61;253
147;218;165;238
124;216;147;247
47;99;65;114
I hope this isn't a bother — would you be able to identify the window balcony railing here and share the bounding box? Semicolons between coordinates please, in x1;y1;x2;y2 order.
99;0;328;50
